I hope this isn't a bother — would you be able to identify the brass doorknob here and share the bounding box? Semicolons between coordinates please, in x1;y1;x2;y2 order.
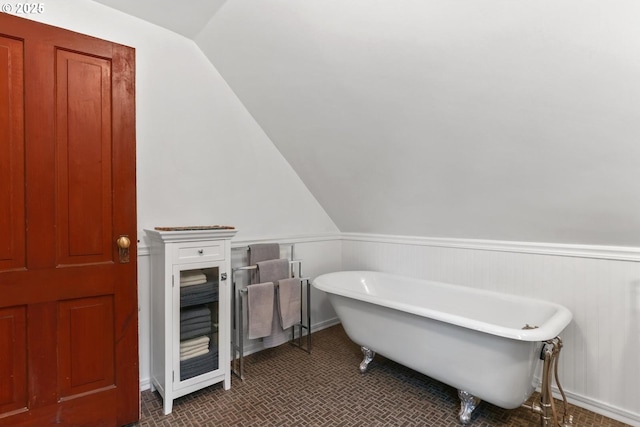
117;236;131;249
116;236;131;263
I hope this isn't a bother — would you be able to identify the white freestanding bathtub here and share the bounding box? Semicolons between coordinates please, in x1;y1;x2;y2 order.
313;271;573;424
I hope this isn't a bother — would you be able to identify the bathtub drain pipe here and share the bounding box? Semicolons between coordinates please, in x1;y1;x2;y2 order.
521;337;573;427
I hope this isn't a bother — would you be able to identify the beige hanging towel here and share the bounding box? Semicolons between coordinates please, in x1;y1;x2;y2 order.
277;278;301;330
247;282;275;339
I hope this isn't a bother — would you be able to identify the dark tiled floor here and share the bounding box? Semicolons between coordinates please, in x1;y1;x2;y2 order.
132;325;630;426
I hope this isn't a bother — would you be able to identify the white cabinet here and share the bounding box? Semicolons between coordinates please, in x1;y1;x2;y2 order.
145;227;237;415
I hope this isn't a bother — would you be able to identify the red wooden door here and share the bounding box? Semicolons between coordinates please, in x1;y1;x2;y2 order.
0;14;139;426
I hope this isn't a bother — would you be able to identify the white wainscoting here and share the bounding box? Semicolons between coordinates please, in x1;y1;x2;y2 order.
341;233;640;426
137;231;639;424
136;233;342;391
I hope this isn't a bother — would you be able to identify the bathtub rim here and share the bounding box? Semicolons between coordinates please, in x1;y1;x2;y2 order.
312;270;573;342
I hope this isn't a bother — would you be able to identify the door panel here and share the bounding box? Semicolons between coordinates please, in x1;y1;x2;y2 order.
0;36;25;272
58;296;115;397
0;13;138;427
56;50;113;265
0;306;27;416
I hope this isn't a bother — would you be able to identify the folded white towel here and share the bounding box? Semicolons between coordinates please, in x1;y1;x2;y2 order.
180;335;210;350
181;344;209;357
180;278;208;287
180;271;207;284
180;348;209;361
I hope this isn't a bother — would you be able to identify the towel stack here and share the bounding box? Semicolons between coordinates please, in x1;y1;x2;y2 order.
180;271;219;307
180;349;218;381
180;335;210;360
178;269;219;381
179;335;218;381
180;306;212;340
246;243;302;348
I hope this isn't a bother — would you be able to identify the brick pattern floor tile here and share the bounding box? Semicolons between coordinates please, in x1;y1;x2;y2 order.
129;325;630;427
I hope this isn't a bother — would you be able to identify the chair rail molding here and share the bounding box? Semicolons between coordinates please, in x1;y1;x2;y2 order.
341;233;640;262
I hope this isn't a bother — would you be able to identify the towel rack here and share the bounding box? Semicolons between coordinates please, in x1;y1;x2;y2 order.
231;247;312;380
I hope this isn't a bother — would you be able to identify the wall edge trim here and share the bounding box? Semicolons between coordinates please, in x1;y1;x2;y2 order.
137;232;341;257
342;233;640;262
230;232;343;248
140;231;640;262
138;232;342;257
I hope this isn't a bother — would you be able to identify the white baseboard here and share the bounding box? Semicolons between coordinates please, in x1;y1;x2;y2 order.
234;317;341;358
140;378;151;392
559;389;640;426
296;317;341;337
531;384;640;426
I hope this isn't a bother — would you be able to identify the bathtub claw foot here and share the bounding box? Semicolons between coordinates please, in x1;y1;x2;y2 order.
458;390;480;425
359;347;375;373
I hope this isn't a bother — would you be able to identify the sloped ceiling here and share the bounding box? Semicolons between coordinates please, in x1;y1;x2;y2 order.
94;0;640;246
93;0;227;38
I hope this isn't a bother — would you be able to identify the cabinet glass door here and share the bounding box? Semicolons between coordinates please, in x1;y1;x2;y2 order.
177;266;220;381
